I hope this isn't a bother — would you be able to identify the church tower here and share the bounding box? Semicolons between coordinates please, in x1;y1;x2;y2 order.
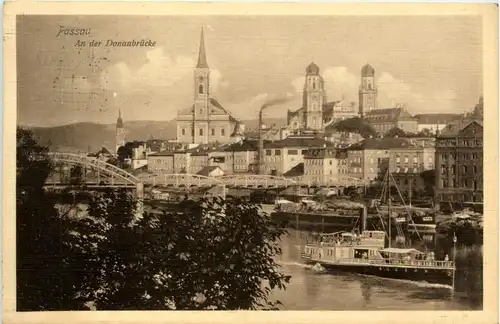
303;62;325;131
115;108;125;154
193;27;210;143
358;64;377;117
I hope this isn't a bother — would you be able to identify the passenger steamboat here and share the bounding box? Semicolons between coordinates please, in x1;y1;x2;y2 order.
300;170;457;287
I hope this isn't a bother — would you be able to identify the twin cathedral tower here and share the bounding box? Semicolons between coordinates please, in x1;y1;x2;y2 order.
115;28;380;149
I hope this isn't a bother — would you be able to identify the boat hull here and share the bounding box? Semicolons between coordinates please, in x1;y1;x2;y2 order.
302;257;454;286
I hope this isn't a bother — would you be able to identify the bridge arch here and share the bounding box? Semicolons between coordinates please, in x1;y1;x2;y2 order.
48;152;141;186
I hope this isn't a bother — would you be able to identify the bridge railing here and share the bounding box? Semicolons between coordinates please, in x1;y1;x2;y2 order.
219;175;297;188
291;175;368;188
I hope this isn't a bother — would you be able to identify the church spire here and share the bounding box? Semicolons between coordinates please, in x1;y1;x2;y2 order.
117;107;123;128
197;27;209;68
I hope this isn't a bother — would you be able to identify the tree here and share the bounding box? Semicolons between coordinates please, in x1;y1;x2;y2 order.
384;127;407;138
330;117;377;139
66;194;290;310
16;127;76;310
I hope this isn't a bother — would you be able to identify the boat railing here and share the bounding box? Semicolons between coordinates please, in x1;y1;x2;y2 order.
368;258;455;269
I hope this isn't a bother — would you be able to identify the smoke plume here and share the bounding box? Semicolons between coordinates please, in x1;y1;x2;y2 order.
261;95;294;110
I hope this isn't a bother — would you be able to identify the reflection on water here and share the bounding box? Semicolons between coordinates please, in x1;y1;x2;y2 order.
271;230;480;310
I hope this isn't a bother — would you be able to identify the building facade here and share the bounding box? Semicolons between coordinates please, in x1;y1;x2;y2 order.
435;120;483;203
176;28;242;145
303;148;340;183
364;107;418;135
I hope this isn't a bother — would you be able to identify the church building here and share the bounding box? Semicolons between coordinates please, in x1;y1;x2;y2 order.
115;108;125;154
358;64;378;117
176;28;244;145
287;63;358;133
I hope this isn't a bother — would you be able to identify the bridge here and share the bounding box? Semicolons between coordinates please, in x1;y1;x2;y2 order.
291;175;369;188
220;175;297;188
45;152;144;198
44;153;368;199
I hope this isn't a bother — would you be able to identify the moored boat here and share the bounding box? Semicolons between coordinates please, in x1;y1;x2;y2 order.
301;230;455;286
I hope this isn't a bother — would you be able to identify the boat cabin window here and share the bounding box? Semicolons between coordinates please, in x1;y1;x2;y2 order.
354;249;369;259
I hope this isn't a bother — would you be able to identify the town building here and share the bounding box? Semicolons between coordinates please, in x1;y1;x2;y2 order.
176;28;243;144
413;113;461;134
303;148;341;183
434;119;483;203
115;108;125;154
364;107;418;135
262;135;334;175
346;137;433;187
224;140;259;174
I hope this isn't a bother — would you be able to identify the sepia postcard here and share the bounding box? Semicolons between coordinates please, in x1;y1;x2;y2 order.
2;2;499;324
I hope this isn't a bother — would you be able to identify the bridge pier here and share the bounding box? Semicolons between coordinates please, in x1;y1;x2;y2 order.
136;182;144;199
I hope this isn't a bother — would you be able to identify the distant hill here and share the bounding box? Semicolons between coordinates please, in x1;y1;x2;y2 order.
24;118;287;153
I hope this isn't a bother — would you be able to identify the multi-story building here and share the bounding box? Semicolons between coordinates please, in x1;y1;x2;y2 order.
364;107;418;135
435;119;483;203
176;28;243;144
147;151;175;173
303;148;340;182
262;136;333;175
346;137;432;184
225;140;259;174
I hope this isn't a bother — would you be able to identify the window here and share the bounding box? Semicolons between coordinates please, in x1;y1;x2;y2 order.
463;165;468;173
313;82;316;90
462;179;468;188
396;157;401;163
396;167;400;173
200;108;204;114
275;150;281;155
221;128;225;136
473;165;478;173
199;128;204;136
451;165;456;175
330;160;333;165
211;128;215;136
404;157;409;163
404;167;408;173
442;179;448;188
266;150;272;156
199;84;204;94
181;128;186;136
413;157;418;163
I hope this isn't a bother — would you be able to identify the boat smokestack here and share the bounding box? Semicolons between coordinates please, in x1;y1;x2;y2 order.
360;206;367;233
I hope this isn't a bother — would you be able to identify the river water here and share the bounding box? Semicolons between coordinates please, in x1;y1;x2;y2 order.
270;229;479;311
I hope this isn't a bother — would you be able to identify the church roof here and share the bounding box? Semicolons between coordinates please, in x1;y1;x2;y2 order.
177;98;240;123
196;27;209;69
306;62;320;75
361;64;375;77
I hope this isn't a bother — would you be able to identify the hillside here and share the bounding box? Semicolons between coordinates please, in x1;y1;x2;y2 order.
25;118;286;153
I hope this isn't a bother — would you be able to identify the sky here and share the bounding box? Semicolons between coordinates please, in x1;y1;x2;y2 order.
17;15;483;127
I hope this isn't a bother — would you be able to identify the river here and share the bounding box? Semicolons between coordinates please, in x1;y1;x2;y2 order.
270;229;480;310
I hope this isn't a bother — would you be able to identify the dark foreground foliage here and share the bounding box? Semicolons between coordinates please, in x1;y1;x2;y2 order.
16;127;290;311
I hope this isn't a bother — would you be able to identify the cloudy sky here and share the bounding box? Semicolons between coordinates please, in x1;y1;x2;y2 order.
17;15;482;127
